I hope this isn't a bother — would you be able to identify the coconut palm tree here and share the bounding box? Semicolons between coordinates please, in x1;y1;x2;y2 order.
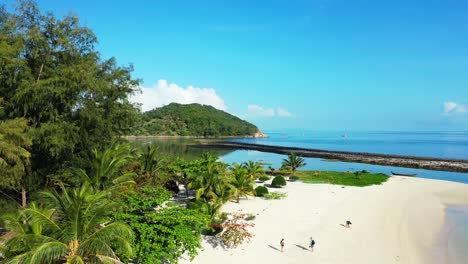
189;161;230;202
140;143;166;182
242;160;265;180
76;142;136;191
281;152;307;175
230;163;255;203
1;183;133;263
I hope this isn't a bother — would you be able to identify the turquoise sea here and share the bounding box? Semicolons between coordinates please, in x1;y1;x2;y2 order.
225;130;468;184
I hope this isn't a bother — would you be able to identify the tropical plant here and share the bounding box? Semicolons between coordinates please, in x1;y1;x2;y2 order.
75;142;136;191
281;152;307;175
242;160;265;180
188;158;231;202
271;175;287;188
140;143;167;182
264;192;288;200
258;175;270;182
254;186;269;197
1;183;134;263
219;212;254;248
0;117;32;208
230;163;255;203
113;185;208;263
289;175;300;181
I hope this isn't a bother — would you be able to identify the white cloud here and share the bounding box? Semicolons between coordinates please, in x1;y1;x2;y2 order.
245;105;292;118
277;107;292;117
444;101;467;114
131;80;227;112
247;105;275;117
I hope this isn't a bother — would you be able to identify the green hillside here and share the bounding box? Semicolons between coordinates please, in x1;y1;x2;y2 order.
134;103;262;137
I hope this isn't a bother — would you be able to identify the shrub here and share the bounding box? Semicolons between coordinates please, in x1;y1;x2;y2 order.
220;212;255;248
289;176;299;181
258;175;270;182
264;192;287;200
271;175;287;187
255;186;269;197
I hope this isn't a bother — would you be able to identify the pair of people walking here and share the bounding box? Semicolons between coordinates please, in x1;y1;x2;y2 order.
278;237;315;253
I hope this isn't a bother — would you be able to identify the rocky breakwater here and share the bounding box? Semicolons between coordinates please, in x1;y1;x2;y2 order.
195;141;468;172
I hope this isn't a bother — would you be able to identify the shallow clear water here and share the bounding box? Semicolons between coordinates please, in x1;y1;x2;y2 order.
437;206;468;264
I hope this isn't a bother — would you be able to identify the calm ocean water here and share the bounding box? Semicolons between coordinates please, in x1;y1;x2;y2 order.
222;130;468;184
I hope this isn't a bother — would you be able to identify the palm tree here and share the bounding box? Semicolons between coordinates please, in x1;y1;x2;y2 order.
1;183;133;263
242;160;265;180
189;161;229;202
139;143;167;184
230;163;255;203
76;142;136;191
281;152;307;175
0;117;32;208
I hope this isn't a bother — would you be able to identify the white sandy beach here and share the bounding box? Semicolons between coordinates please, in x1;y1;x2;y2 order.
181;177;468;264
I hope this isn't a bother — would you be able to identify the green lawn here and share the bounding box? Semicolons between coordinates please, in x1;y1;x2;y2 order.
295;170;389;187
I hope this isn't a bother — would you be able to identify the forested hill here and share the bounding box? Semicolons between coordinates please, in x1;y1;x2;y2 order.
134;103;265;137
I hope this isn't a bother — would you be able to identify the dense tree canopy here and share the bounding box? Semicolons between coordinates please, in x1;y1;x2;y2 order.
135;103;260;137
0;0;140;189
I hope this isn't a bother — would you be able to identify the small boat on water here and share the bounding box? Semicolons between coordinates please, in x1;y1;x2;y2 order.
391;171;417;177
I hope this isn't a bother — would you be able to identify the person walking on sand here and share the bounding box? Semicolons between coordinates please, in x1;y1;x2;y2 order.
309;237;315;252
346;220;352;228
280;238;285;252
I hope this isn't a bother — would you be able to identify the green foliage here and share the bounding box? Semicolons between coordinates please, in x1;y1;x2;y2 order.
242;160;265;180
298;170;389;186
258;175;270;182
1;183;133;263
114;185;208;264
229;163;255;203
289;175;300;181
135;103;259;137
254;186;269;197
0;0;140;187
281;152;307;175
75;142;137;191
263;192;287;200
0;118;31;190
271;175;287;188
188;154;234;203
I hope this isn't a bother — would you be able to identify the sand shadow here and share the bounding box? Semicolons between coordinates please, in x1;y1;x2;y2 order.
340;224;346;228
268;245;280;251
294;244;309;251
204;235;224;249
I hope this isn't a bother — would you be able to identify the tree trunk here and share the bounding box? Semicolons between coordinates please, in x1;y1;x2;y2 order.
237;194;240;203
185;183;189;198
21;180;27;208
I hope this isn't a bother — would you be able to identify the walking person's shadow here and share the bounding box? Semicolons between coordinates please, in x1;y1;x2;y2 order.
268;245;280;251
294;244;309;251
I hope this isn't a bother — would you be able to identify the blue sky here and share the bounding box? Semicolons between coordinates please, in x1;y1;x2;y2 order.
9;0;468;131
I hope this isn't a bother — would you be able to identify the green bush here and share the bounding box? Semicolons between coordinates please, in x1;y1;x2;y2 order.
289;176;299;181
258;175;270;182
254;186;269;197
271;175;287;187
264;192;287;200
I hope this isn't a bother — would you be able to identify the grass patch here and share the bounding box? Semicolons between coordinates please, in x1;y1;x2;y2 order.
244;214;256;221
296;170;389;187
263;192;287;200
